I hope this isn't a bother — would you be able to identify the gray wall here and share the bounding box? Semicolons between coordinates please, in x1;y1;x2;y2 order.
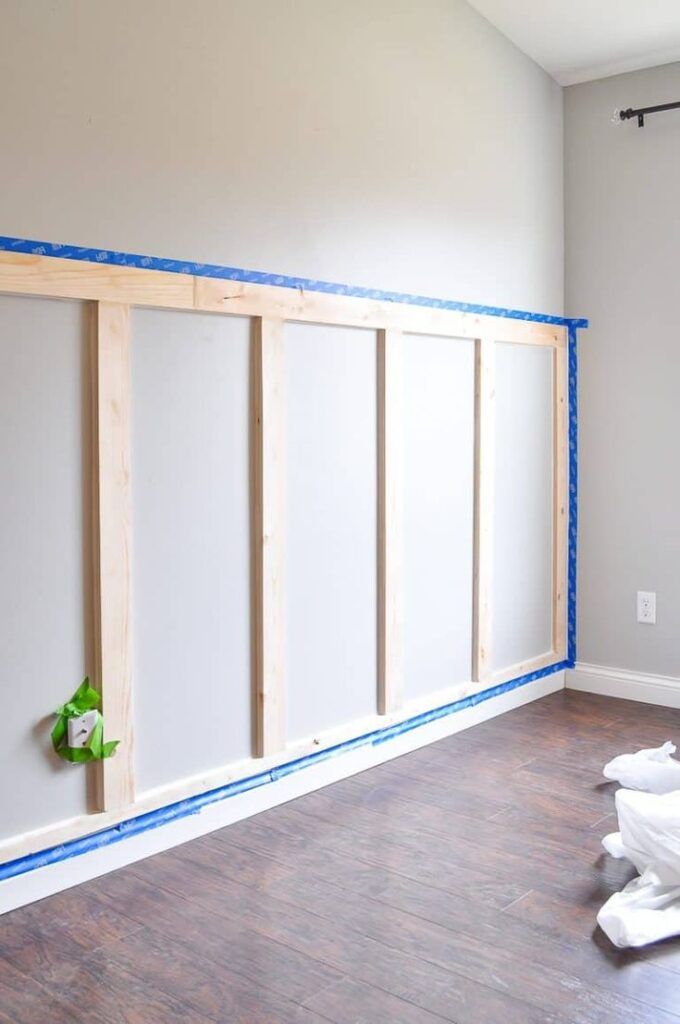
402;334;475;697
0;0;565;840
0;297;93;839
131;309;252;791
284;323;378;741
565;63;680;677
492;342;554;669
0;0;563;314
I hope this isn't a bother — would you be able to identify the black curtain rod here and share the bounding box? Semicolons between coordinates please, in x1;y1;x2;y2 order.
619;100;680;127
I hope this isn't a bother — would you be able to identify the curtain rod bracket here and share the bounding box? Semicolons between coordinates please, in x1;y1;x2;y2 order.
616;101;680;128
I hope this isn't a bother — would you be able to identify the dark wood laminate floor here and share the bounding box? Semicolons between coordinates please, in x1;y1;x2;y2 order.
4;691;680;1023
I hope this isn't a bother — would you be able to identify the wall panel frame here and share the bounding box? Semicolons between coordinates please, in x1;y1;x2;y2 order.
0;242;583;875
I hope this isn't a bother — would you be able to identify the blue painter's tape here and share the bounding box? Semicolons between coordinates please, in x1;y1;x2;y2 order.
0;234;588;330
567;323;578;665
0;660;568;883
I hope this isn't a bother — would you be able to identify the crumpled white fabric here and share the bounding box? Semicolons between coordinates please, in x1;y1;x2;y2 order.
603;741;680;794
598;743;680;948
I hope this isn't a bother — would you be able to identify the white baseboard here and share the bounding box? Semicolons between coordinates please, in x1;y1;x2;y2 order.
567;663;680;708
0;671;563;915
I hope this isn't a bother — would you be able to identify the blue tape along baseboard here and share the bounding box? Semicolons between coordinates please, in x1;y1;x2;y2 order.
0;233;585;884
0;660;569;883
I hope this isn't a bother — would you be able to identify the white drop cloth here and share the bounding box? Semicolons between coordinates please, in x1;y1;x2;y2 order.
598;743;680;948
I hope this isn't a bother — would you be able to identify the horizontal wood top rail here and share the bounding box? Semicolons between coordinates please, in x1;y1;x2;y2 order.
0;251;194;308
0;250;566;346
194;277;565;346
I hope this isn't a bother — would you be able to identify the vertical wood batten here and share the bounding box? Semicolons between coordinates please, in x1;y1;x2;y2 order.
472;336;495;683
93;301;135;811
377;328;404;714
253;317;286;756
552;345;568;657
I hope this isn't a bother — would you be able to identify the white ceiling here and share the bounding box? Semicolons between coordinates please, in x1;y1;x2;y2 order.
467;0;680;85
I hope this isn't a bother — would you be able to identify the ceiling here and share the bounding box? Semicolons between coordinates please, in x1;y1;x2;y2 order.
467;0;680;85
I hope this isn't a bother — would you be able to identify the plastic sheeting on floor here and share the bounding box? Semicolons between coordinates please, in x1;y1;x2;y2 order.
603;741;680;794
598;743;680;948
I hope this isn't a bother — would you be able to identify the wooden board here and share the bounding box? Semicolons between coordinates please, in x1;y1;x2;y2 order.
552;347;568;659
0;251;193;308
253;318;286;756
92;301;135;811
195;275;565;346
378;329;404;714
0;251;566;346
472;337;495;683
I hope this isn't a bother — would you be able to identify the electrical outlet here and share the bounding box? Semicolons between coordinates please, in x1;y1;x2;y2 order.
67;710;97;748
637;591;656;625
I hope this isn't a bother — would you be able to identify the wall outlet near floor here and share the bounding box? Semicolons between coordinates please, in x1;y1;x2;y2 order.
637;591;656;625
67;710;98;748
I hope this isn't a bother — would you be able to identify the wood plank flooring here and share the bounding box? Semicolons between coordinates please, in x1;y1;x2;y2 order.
3;689;680;1022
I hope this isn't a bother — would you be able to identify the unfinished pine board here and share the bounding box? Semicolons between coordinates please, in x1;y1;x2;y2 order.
0;296;90;839
377;328;404;715
403;334;475;699
491;342;553;670
284;323;377;741
0;252;566;349
472;336;495;683
253;317;286;756
552;346;568;658
195;275;565;346
0;251;194;308
93;301;135;811
490;649;560;687
131;309;251;792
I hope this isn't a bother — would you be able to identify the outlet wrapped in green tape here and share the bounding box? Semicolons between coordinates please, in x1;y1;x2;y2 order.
51;678;120;763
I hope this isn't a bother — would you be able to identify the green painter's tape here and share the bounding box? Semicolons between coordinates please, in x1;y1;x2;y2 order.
51;678;120;763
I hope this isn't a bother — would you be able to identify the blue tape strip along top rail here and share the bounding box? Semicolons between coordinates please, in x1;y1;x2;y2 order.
0;235;588;329
0;232;585;883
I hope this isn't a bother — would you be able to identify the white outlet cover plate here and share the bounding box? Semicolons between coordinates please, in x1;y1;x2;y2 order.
637;591;657;625
67;710;98;748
